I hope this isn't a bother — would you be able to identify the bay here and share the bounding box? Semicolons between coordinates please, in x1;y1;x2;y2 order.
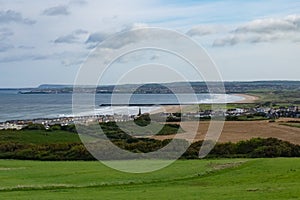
0;90;243;122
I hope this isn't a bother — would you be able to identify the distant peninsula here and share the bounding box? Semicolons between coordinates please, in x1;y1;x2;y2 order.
17;81;300;95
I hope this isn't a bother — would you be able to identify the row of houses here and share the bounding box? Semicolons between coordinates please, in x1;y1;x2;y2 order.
0;113;138;130
170;105;300;119
1;105;299;130
0;123;26;130
225;105;300;118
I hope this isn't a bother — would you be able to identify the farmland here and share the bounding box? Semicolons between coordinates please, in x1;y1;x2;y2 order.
153;120;300;145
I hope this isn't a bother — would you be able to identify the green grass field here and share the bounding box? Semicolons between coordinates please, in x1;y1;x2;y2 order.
0;158;299;199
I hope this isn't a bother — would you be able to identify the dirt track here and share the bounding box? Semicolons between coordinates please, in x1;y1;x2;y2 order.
152;119;300;145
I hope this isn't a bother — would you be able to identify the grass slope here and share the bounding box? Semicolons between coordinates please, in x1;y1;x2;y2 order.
280;123;300;129
0;158;299;199
0;122;182;144
0;130;81;144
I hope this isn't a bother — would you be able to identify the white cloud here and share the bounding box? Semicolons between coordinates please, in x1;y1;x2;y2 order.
235;16;300;33
122;23;149;31
214;14;300;46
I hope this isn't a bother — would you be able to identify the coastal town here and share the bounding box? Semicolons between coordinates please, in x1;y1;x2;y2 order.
1;104;299;130
0;114;137;130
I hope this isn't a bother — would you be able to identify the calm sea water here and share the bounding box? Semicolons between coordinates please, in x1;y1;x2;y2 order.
0;90;243;122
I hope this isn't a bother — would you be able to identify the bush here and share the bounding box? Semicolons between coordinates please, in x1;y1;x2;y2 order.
226;116;238;121
23;123;45;130
181;138;300;159
250;146;282;158
134;114;151;126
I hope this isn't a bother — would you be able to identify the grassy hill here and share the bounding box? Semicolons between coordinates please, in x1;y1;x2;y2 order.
0;158;299;199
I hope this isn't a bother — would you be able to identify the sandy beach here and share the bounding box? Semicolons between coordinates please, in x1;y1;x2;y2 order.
232;93;259;103
150;93;260;114
150;105;186;114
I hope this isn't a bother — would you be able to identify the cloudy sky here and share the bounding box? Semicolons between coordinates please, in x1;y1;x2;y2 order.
0;0;300;87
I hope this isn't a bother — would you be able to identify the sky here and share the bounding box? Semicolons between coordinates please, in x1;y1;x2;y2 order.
0;0;300;88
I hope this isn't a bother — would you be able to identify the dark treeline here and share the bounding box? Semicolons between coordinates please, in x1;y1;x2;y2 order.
0;137;299;161
184;137;300;159
0;142;94;161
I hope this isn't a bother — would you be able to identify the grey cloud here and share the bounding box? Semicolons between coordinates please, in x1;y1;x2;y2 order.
0;10;35;24
213;36;238;47
0;55;22;63
74;29;88;35
101;34;137;49
54;34;77;43
69;0;88;6
0;54;48;63
102;27;154;49
86;43;98;49
42;5;70;16
0;43;13;52
61;58;84;67
116;52;161;64
0;54;49;64
18;45;35;49
150;54;160;60
32;55;49;60
85;32;108;43
54;29;88;44
286;15;300;27
86;24;149;49
186;25;219;37
213;14;300;47
213;33;283;47
0;51;87;63
0;28;13;40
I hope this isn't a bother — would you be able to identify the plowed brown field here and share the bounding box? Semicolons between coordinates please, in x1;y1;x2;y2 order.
152;119;300;144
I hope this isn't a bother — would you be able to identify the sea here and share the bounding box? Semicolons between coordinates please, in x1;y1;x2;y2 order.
0;90;244;122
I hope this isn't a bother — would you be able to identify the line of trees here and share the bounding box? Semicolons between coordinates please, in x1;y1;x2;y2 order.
0;137;299;161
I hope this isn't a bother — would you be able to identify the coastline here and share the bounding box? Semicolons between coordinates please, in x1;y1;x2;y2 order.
150;93;260;114
150;105;185;114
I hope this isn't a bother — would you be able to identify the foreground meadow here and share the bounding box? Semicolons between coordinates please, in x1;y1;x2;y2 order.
0;158;299;199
